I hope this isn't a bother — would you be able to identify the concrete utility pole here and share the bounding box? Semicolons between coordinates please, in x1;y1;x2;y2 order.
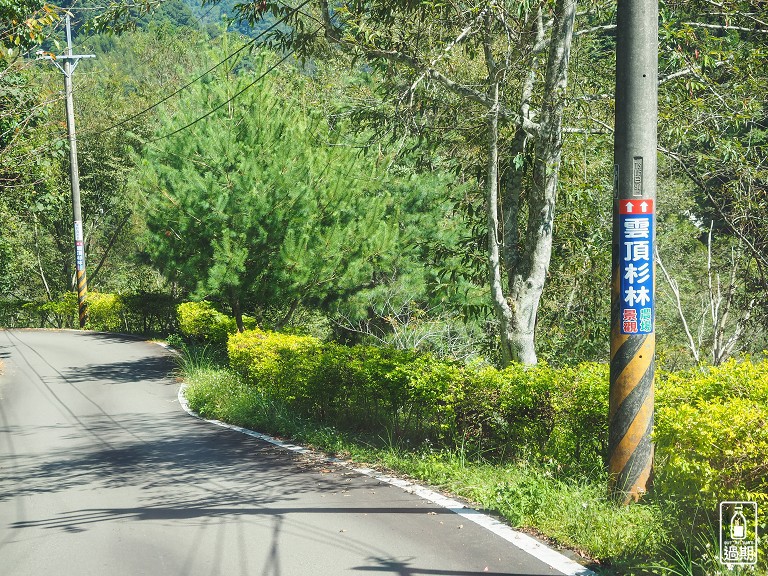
38;14;94;328
609;0;658;504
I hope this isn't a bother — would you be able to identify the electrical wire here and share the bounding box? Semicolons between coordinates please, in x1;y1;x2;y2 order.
6;2;318;167
91;0;312;136
146;31;318;144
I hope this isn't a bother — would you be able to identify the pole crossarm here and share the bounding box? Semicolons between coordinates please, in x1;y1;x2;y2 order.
36;53;95;76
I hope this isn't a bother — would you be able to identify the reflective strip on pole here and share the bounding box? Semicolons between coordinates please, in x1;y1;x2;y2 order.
609;0;658;503
76;269;88;326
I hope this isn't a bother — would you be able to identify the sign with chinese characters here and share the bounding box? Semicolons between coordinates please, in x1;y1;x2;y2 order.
619;199;654;335
75;243;85;271
74;220;85;271
720;501;758;567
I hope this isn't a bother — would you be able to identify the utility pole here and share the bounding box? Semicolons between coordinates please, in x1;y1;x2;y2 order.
609;0;658;504
38;14;94;328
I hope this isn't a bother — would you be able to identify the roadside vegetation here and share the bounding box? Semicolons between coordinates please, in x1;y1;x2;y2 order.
3;2;768;575
171;302;768;575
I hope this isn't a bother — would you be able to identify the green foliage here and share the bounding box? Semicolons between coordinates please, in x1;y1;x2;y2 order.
136;53;400;322
0;299;30;327
227;329;768;517
177;301;241;345
0;291;178;333
1;25;219;310
655;358;768;511
28;292;78;328
491;469;666;560
119;291;178;334
84;292;123;332
0;0;58;54
227;329;609;471
657;2;768;336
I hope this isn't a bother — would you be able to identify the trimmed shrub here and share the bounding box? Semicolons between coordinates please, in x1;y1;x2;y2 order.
229;329;321;405
120;291;179;334
178;301;238;345
225;329;768;511
227;329;609;470
86;292;123;332
1;291;181;333
654;358;768;510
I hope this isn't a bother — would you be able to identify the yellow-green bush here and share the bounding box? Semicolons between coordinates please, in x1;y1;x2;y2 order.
177;301;240;344
229;329;322;404
225;329;768;510
86;292;123;332
655;359;768;510
227;329;609;469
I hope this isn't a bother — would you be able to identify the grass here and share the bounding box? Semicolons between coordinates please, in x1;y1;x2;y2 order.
174;344;767;575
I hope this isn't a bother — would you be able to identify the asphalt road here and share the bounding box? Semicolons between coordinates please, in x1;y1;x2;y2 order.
0;329;577;576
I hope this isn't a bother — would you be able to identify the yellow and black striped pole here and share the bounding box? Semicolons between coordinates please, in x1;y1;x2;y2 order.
609;0;657;504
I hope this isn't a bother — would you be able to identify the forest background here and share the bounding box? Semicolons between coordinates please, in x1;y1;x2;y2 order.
2;0;768;572
2;0;767;368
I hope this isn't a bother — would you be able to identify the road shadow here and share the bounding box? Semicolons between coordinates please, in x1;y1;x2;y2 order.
59;355;177;385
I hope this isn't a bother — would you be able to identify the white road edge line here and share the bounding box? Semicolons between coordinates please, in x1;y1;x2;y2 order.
176;383;595;576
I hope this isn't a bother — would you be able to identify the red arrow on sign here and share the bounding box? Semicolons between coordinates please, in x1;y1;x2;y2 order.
619;199;654;215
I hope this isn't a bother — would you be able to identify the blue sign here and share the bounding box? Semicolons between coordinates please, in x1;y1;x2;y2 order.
76;242;85;271
619;200;654;335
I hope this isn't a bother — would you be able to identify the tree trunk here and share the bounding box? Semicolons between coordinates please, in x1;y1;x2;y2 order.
499;0;577;365
486;82;519;366
484;12;518;366
230;292;244;332
275;299;300;331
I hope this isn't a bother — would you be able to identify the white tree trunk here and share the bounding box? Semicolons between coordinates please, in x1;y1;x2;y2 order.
497;0;578;365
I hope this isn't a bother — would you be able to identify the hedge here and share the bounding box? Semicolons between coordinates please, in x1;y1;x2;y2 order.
226;329;768;511
177;301;257;346
228;329;609;471
0;292;179;334
654;358;768;510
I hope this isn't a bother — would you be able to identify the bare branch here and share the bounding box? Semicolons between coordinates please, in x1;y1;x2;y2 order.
658;59;728;86
683;21;768;34
575;23;616;37
658;144;768;272
656;246;701;363
408;5;490;96
34;220;52;302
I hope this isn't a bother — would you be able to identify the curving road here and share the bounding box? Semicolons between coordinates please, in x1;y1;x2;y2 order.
0;330;577;576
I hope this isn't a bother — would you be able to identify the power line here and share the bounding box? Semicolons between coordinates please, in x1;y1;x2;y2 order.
91;0;312;136
5;2;319;164
147;41;310;143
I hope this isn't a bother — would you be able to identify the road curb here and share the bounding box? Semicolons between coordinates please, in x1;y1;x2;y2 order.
176;383;596;576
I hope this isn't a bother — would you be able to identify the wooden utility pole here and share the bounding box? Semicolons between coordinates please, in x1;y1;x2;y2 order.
609;0;658;503
38;14;94;328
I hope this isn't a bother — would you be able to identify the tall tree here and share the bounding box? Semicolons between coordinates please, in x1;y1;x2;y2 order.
226;0;591;364
655;0;768;344
136;55;397;330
